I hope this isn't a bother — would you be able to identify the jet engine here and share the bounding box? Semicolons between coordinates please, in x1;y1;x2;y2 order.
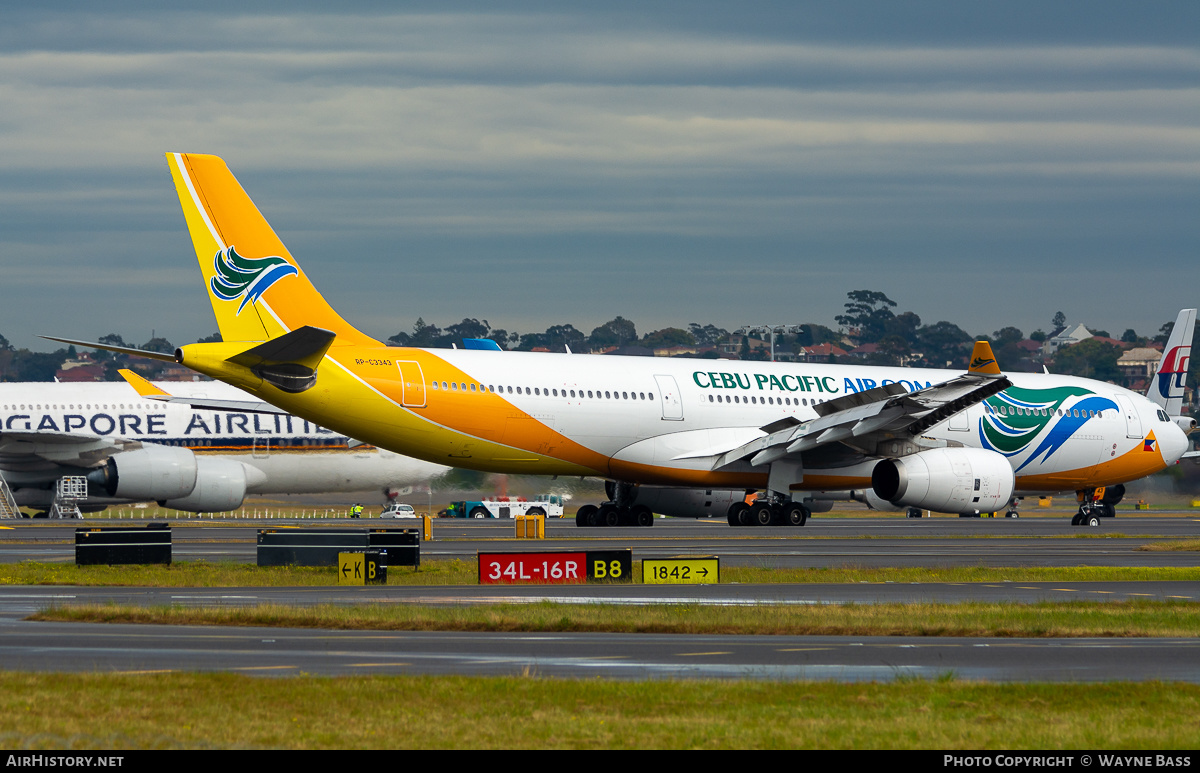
87;445;259;512
871;447;1015;514
88;445;197;501
162;457;250;512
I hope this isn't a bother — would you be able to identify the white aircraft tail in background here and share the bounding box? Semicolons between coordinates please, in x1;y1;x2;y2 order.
1148;308;1196;424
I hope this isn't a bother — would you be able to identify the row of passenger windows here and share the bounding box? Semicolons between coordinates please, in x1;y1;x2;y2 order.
992;406;1106;419
708;394;826;406
431;381;655;402
2;404;152;411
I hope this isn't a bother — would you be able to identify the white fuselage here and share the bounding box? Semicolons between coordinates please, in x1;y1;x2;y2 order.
0;380;449;503
360;348;1188;493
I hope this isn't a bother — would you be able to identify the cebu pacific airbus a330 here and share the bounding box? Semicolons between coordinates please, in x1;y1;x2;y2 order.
50;153;1195;528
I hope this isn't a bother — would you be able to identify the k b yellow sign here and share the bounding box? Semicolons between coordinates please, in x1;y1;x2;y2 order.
338;551;387;585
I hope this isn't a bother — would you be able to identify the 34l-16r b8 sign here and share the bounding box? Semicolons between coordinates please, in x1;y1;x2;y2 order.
478;550;632;584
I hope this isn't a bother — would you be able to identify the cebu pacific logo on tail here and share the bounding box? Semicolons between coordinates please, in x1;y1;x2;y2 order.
209;246;298;315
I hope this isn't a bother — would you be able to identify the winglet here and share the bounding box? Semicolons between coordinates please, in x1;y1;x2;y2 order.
968;341;1003;376
118;369;171;399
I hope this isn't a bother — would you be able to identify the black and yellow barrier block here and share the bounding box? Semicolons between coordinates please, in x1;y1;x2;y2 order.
258;528;420;567
75;523;171;566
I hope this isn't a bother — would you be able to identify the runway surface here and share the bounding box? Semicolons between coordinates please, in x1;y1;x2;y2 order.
1;514;1197;682
3;513;1199;568
2;618;1196;682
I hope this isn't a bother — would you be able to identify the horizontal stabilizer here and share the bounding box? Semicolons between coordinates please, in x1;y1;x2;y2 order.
40;336;178;363
227;325;336;370
118;369;288;415
225;325;336;394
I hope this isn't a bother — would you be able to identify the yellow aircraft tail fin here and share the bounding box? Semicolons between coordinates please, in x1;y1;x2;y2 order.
165;153;379;347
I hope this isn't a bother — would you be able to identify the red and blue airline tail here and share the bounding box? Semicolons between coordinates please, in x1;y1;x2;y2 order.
1150;308;1195;417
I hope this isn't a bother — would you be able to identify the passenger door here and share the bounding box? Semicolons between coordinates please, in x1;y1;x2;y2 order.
395;361;427;408
654;375;684;421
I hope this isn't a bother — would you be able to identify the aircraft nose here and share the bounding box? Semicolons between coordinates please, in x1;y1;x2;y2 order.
1159;419;1190;464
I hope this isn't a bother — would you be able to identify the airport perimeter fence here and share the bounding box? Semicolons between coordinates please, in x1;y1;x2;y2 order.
10;506;447;520
55;507;397;521
107;508;360;520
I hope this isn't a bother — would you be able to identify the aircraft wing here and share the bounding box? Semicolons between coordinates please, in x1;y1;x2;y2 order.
117;369;289;415
0;431;140;469
712;342;1011;471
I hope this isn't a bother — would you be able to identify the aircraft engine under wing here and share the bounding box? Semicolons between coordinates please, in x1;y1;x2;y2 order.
712;342;1012;472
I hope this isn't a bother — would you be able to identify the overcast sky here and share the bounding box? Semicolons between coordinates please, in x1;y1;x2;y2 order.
2;1;1198;351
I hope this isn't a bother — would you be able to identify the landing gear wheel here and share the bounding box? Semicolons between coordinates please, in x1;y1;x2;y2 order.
632;506;654;527
1071;512;1084;526
587;508;604;527
906;507;922;518
1088;515;1101;527
750;502;775;526
576;504;598;528
782;503;808;526
1006;511;1019;518
727;502;749;526
600;504;621;527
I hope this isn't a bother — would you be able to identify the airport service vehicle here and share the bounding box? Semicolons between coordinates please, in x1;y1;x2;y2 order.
447;495;565;519
0;375;448;517
380;502;418;518
51;153;1194;530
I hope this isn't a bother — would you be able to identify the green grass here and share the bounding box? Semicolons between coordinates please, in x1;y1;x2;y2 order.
3;560;1200;587
1137;539;1200;552
0;672;1196;749
33;599;1200;638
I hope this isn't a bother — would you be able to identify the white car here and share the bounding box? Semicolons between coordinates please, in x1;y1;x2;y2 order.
380;503;418;519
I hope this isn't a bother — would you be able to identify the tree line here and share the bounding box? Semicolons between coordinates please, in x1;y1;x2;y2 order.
1;290;1192;390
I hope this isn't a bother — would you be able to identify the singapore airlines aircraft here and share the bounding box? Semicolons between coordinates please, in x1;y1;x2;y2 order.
50;153;1193;528
0;375;448;517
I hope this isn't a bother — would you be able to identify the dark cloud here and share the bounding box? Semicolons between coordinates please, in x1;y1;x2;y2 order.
0;4;1196;349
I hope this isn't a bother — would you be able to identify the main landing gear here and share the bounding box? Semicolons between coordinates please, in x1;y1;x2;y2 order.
574;503;654;527
575;480;657;528
725;498;809;527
